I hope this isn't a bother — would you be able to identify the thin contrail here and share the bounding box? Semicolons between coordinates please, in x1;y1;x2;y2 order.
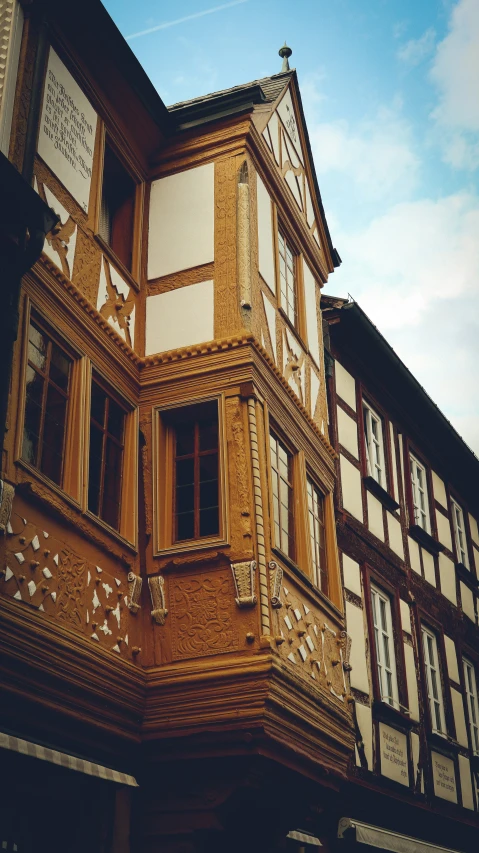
126;0;248;41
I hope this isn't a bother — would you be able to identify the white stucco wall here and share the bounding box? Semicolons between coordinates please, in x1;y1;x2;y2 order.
340;455;363;522
256;174;275;293
431;470;447;507
346;601;369;694
302;260;320;366
335;361;356;410
342;554;361;597
148;163;215;279
367;492;384;542
387;513;404;560
145;280;214;356
444;634;460;682
337;407;359;459
436;510;453;552
439;553;457;605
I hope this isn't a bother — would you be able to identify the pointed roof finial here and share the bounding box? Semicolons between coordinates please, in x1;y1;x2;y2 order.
279;42;292;73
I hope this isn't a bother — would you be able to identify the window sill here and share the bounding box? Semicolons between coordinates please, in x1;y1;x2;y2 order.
363;476;399;513
278;306;308;352
153;536;229;560
372;698;413;730
427;731;458;757
271;546;343;621
456;561;477;586
83;510;137;553
408;524;444;555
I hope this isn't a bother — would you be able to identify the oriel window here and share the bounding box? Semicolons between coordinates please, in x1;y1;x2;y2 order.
270;432;294;559
173;410;219;542
22;319;72;487
307;477;327;593
88;378;126;531
371;585;399;709
99;141;136;271
278;230;297;327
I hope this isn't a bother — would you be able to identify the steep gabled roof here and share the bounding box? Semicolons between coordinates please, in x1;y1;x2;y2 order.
168;70;340;269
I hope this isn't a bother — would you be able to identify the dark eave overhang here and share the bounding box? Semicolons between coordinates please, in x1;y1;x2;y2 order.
168;84;267;131
326;301;479;512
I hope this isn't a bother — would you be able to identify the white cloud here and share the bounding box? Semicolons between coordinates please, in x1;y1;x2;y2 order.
430;0;479;169
308;105;419;201
397;27;436;65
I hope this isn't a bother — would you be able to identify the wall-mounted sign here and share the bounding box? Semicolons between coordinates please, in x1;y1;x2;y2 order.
37;48;97;213
379;723;409;787
431;751;457;803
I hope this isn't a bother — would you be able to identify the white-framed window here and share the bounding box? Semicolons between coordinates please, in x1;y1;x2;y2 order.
363;402;386;487
422;626;447;735
452;499;469;568
463;658;479;755
410;454;430;532
371;585;399;709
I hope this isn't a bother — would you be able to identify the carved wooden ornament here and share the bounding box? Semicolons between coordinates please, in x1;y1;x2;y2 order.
127;571;142;614
231;560;257;608
268;561;283;608
148;575;168;625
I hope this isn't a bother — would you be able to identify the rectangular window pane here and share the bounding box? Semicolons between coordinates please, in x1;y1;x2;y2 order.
88;379;125;531
174;410;219;542
270;432;294;559
371;586;399;708
422;627;446;734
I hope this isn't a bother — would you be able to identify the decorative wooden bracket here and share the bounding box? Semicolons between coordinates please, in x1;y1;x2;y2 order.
231;560;257;607
268;561;283;608
148;575;168;625
127;571;142;614
340;630;352;672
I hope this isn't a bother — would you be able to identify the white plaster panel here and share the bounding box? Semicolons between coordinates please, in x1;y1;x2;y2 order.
342;554;361;597
145;280;214;356
355;702;373;770
459;755;474;810
337;407;359;459
148;163;214;279
432;471;448;507
410;732;422;792
408;536;421;575
346;601;369;694
266;111;280;164
399;599;411;634
451;688;468;748
444;635;460;683
404;643;419;721
256;173;276;293
305;180;314;227
436;511;453;552
367;492;385;542
422;549;436;586
38;49;97;213
431;752;457;803
340;455;363;522
439;553;457;606
261;291;276;362
468;513;479;546
388;421;399;507
460;582;476;622
387;513;404;560
276;87;304;165
310;369;320;419
302;260;320;366
335;361;356;410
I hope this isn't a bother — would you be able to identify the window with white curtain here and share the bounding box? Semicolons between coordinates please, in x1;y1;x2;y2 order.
422;626;446;735
363;403;386;488
452;499;469;567
410;454;430;532
463;658;479;755
371;585;399;709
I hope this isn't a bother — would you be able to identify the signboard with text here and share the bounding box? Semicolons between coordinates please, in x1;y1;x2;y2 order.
379;723;409;787
431;751;457;803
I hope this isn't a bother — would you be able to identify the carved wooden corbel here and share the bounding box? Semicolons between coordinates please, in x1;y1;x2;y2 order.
268;561;283;608
0;480;15;534
148;575;168;625
127;572;142;614
340;630;352;672
231;560;257;607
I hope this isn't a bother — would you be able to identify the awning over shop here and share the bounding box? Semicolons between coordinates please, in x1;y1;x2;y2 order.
0;732;138;787
287;830;322;846
338;819;464;853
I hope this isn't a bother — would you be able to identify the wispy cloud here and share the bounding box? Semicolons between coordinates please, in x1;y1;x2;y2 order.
126;0;248;41
397;27;436;65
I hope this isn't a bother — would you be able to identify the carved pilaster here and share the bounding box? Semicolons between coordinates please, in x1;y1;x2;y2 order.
231;560;256;608
127;572;142;614
148;575;168;625
237;161;252;317
268;561;283;609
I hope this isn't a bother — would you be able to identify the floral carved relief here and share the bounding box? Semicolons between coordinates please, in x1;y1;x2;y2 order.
170;571;239;660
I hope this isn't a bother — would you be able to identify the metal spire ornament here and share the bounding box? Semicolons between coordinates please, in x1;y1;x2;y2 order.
279;43;292;72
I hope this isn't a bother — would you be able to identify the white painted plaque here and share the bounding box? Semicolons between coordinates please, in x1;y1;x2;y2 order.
38;49;97;212
431;751;457;803
379;723;409;786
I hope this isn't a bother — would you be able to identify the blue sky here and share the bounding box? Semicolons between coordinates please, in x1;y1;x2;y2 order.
105;0;479;453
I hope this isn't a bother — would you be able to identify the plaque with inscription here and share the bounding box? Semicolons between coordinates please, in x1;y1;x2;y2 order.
379;723;409;787
431;751;457;803
38;49;97;213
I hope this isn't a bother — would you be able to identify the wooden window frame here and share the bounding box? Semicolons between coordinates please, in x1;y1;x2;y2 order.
306;474;328;596
421;625;448;737
362;400;387;489
410;453;431;533
173;413;220;544
269;429;295;561
87;374;127;533
273;209;307;345
463;657;479;756
451;498;469;568
370;583;400;710
16;301;86;506
153;395;228;557
84;367;138;547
